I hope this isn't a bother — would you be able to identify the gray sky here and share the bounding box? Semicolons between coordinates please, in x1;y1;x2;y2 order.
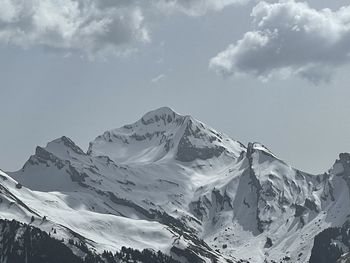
1;0;350;174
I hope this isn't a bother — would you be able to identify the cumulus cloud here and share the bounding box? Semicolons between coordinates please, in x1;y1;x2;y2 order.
0;0;244;57
0;0;150;58
210;0;350;83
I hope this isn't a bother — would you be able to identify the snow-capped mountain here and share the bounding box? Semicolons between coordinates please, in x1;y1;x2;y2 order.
1;107;350;263
88;106;244;164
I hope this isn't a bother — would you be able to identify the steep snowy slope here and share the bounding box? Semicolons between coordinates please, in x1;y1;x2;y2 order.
3;107;350;263
0;169;175;255
0;218;181;263
88;107;244;164
9;107;247;262
187;142;350;262
308;153;350;263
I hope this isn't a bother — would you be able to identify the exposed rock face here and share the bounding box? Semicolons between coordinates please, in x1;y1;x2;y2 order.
176;119;227;162
309;153;350;263
2;107;350;263
88;107;244;164
310;220;350;263
332;153;350;192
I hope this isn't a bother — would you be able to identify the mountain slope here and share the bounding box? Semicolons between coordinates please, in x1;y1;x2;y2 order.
2;107;350;263
88;107;244;164
0;219;180;263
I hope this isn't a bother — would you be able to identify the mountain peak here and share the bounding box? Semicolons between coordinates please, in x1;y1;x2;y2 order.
330;152;350;176
7;108;350;263
88;107;244;163
45;136;85;156
138;107;186;127
247;142;277;159
19;136;86;171
142;106;181;118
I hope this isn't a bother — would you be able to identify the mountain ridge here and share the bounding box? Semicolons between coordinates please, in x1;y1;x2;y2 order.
1;107;350;263
88;106;245;164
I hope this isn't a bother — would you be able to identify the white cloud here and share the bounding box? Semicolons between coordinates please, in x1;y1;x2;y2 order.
155;0;248;16
0;0;245;57
151;73;166;83
210;0;350;83
0;0;150;58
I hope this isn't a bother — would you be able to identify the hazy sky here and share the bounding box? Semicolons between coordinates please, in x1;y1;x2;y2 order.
1;0;350;174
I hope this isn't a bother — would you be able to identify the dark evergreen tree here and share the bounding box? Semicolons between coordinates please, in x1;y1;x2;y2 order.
0;219;180;263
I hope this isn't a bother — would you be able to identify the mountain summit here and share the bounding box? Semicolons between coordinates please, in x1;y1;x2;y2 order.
88;107;245;163
2;107;350;263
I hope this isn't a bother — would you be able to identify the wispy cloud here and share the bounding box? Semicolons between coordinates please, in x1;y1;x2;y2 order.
151;74;166;83
155;0;249;16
